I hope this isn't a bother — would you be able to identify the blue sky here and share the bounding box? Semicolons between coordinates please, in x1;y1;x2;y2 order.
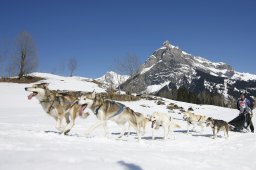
0;0;255;78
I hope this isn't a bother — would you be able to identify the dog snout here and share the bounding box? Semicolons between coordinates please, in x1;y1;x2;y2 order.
149;116;155;122
25;87;28;91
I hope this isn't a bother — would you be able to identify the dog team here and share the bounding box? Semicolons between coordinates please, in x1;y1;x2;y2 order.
25;83;235;141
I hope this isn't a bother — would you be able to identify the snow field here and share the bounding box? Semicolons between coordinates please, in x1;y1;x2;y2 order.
0;81;255;170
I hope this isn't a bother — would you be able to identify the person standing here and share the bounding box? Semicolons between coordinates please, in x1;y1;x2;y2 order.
236;92;254;133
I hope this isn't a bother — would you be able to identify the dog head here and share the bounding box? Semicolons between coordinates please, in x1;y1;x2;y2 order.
25;83;49;100
77;91;96;115
206;117;214;127
183;111;192;121
149;112;159;122
150;112;160;128
145;114;151;120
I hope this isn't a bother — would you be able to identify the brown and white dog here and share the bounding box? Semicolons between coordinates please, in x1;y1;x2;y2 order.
126;113;151;136
183;111;208;134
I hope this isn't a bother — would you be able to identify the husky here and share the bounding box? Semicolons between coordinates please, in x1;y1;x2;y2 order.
150;112;180;140
127;113;151;136
78;91;142;141
206;117;230;139
183;111;208;134
25;83;89;134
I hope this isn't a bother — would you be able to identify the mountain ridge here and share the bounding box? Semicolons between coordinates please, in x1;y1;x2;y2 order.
120;40;256;105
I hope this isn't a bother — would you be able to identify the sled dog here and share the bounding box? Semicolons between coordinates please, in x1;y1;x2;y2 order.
127;113;151;136
78;91;142;141
183;111;208;134
150;112;180;140
25;83;89;134
206;117;230;139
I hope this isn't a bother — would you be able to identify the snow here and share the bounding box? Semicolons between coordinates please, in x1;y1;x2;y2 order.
193;57;256;81
145;81;170;93
145;84;164;93
223;79;229;98
96;71;129;88
181;51;191;56
30;72;105;93
161;41;179;50
232;71;256;81
0;74;256;170
192;57;229;78
140;65;155;75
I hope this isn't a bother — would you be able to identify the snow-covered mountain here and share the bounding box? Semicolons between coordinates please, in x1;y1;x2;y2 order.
96;71;129;88
120;40;256;102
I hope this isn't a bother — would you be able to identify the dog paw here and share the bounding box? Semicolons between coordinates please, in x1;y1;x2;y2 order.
64;130;70;135
56;127;64;132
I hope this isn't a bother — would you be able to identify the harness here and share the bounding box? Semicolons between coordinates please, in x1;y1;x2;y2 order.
186;115;203;124
40;95;77;113
39;98;56;113
67;100;78;110
94;100;126;119
109;102;126;119
197;116;202;122
94;104;103;116
39;89;79;113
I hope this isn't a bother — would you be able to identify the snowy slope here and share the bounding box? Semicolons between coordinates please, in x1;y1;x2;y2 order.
30;72;105;92
0;78;256;170
96;71;129;88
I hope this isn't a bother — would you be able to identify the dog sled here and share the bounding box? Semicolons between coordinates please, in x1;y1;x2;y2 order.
228;110;254;133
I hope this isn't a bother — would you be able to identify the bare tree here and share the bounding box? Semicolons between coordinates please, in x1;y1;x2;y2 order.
68;57;77;77
11;31;38;78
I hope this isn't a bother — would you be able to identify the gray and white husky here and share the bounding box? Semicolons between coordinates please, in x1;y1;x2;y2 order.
78;91;142;141
206;117;231;139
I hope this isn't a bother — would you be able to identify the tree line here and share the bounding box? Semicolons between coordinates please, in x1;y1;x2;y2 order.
157;86;232;108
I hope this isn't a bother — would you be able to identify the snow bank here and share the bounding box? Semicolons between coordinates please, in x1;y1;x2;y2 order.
30;72;105;92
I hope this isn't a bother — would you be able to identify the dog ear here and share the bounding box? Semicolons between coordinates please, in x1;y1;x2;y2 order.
41;83;49;89
207;117;212;121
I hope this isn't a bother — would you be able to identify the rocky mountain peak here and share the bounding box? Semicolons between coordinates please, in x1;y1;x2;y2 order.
120;41;256;104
